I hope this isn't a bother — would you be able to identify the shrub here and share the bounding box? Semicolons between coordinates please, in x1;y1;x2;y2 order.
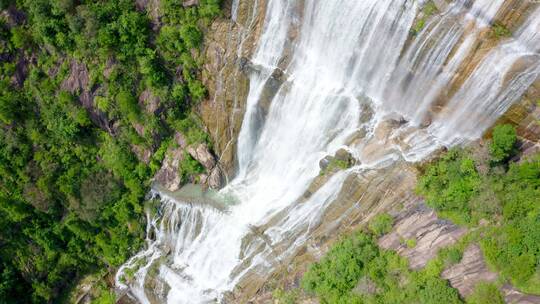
466;282;504;304
302;232;379;301
116;90;140;122
489;124;517;163
417;149;481;225
368;213;394;237
491;23;512;39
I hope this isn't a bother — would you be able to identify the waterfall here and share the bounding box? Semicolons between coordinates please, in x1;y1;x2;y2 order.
116;1;540;303
380;0;505;125
432;6;540;144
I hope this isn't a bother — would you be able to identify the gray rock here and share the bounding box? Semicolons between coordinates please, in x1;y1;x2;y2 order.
154;148;185;192
138;89;162;114
441;244;498;297
183;0;199;7
378;204;467;270
62;60;89;93
501;284;540;304
208;166;224;189
319;155;333;171
174;132;188;148
353;277;379;296
187;143;217;171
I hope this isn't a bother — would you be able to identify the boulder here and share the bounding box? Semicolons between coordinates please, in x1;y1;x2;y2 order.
378;204;467;270
154;148;185;192
319;155;333;171
334;148;355;166
183;0;199;7
208;166;224;189
187;143;217;171
138;89;162;114
441;244;498;297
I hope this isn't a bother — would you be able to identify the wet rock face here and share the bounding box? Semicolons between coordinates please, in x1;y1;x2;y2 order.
198;0;267;179
186;143;225;189
498;79;540;142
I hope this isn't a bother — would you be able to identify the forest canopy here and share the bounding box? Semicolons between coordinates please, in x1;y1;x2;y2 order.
0;0;221;302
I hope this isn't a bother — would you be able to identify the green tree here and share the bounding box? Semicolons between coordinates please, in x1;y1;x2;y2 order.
489;124;517;163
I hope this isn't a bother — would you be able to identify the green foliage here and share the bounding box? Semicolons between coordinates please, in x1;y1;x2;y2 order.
302;231;462;304
320;158;351;176
405;238;417;249
411;1;438;35
417;149;482;225
180;152;205;183
0;0;222;302
466;282;504;304
272;288;299;304
116;90;140;123
489;124;517;163
417;132;540;295
302;232;379;302
480;157;540;292
91;283;116;304
491;23;512;39
368;213;394;237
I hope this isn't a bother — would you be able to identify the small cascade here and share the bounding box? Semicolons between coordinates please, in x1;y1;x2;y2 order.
235;0;295;180
432;6;540;144
380;0;505;125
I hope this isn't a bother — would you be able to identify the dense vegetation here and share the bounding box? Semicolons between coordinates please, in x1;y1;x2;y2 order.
301;230;462;304
0;0;220;302
286;124;538;304
418;124;540;294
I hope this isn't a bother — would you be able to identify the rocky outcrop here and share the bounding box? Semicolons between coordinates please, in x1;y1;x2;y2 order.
61;60;114;133
441;244;498;296
183;0;199;7
378;202;467;270
235;163;419;302
153;133;225;190
186;143;225;189
154;147;185;192
439;243;540;303
198;0;267;179
138;89;162;115
501;284;540;304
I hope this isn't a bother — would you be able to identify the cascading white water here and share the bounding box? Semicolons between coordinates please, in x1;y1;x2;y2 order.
116;1;540;303
380;0;505;125
431;6;540;144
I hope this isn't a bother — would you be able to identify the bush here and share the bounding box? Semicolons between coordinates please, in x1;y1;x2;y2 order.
116;90;140;122
489;124;517;163
466;282;504;304
302;231;462;304
368;213;394;237
302;232;379;301
418;144;540;294
417;149;481;225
